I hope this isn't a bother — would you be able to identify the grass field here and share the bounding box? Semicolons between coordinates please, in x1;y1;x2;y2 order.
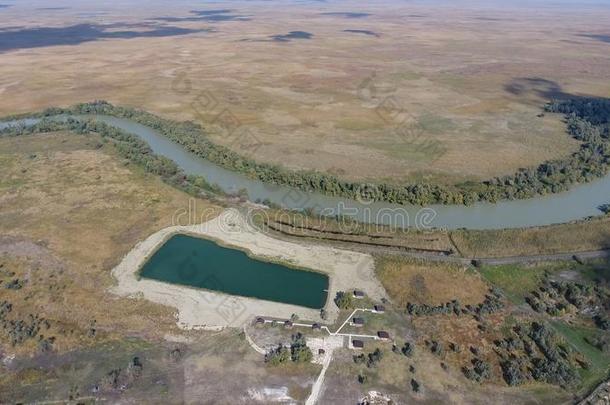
478;264;550;303
478;260;610;394
263;205;610;259
452;217;610;258
1;0;609;185
0;131;221;355
551;321;610;393
375;256;489;307
478;260;609;303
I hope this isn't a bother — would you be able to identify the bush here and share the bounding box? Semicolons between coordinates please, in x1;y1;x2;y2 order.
463;358;491;382
593;315;610;331
4;279;23;290
38;337;54;353
97;357;144;392
531;357;578;388
449;342;461;353
407;292;503;318
366;348;384;368
430;340;443;356
358;373;368;384
410;378;421;392
401;342;414;357
353;354;366;364
290;332;313;363
334;291;353;310
501;360;526;386
126;357;143;379
585;335;610;352
291;345;313;363
265;345;291;366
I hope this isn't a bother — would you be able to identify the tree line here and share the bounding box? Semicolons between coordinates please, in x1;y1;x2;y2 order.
2;97;608;205
0;116;222;198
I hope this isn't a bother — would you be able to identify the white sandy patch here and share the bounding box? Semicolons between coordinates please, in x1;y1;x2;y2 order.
247;387;295;404
163;334;193;344
110;209;387;330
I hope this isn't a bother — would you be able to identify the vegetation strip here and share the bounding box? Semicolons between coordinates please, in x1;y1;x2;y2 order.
2;98;610;205
265;218;610;265
265;219;453;255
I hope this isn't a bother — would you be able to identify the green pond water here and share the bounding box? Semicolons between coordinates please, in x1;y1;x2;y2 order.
139;234;329;309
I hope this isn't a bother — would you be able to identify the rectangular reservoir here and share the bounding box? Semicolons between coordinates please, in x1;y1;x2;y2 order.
139;234;329;309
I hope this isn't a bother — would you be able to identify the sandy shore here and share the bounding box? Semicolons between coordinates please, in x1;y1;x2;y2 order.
110;209;388;330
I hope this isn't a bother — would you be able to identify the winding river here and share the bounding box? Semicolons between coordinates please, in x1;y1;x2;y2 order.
2;114;609;230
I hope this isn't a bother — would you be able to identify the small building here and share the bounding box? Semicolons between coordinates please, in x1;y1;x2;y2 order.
312;323;321;331
373;305;386;314
351;317;365;327
377;331;391;341
284;320;293;329
353;290;365;299
254;317;266;327
352;339;364;350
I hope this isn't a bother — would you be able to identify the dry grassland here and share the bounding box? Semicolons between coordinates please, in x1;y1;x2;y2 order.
0;132;221;354
452;217;610;258
1;1;609;184
375;256;489;307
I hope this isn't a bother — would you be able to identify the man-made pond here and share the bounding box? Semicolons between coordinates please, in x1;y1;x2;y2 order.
2;115;610;230
139;234;329;309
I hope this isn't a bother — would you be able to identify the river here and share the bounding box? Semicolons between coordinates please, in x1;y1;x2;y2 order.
2;114;608;230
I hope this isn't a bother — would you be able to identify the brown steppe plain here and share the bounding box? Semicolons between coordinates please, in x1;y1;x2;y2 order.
2;1;610;403
1;0;609;186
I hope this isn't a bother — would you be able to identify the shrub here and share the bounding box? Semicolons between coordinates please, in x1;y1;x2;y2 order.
401;342;414;358
367;348;384;368
463;358;491;382
358;373;368;384
334;291;353;310
501;360;525;386
531;357;578;388
286;332;313;363
430;341;443;356
292;345;313;363
4;279;23;290
410;378;421;392
265;345;291;366
593;315;610;331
